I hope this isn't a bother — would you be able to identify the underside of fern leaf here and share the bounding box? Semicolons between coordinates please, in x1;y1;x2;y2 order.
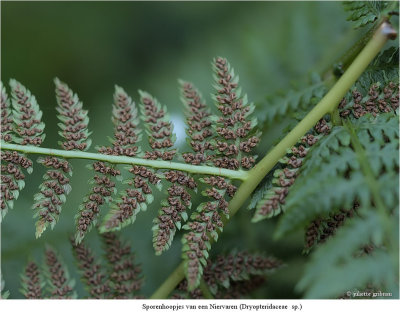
33;78;91;238
1;80;43;221
181;57;261;290
171;250;282;299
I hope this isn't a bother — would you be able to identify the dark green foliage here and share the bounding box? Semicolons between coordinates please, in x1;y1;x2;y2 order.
245;41;399;297
258;73;327;124
297;211;398;298
343;1;398;29
273;86;399;298
251;53;398;225
275;111;398;237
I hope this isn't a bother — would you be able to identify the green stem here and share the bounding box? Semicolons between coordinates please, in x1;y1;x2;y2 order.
151;261;184;299
330;108;342;126
0;142;248;180
199;279;214;299
150;21;396;299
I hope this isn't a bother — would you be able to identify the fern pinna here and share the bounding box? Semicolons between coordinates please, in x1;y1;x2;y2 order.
1;80;43;221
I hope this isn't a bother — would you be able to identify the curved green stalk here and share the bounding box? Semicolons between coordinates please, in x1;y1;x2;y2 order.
0;142;248;180
150;21;396;299
199;279;214;299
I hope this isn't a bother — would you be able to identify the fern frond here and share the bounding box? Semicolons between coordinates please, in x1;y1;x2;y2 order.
304;205;358;253
33;157;73;238
10;79;45;146
180;80;214;164
181;57;261;290
297;211;398;298
271;87;398;298
92;87;145;234
101;166;161;232
252;74;398;225
253;56;397;222
44;245;77;298
101;232;143;298
276;103;398;238
32;79;91;238
340;81;399;120
362;47;399;83
153;170;196;254
276;116;398;237
54;78;91;151
259;73;326;124
155;80;214;256
343;1;396;29
76;86;145;242
58;83;120;242
1;80;43;221
131;91;197;254
182;176;237;290
1;82;13;143
75;162;121;243
70;237;111;298
1;150;33;220
98;85;141;157
172;251;281;298
251;119;330;222
212;57;259;170
20;260;44;299
204;251;282;295
140;90;176;160
100;90;170;236
99;91;170;245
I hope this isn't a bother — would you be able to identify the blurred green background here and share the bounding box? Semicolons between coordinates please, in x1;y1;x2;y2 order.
2;1;356;298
